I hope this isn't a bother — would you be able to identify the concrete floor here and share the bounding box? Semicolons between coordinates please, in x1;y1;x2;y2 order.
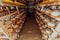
18;13;42;40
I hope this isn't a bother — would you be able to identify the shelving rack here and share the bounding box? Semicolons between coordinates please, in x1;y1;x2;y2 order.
35;0;60;40
0;0;26;40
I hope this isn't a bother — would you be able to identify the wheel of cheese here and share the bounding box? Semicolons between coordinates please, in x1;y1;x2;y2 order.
51;11;60;16
10;6;14;9
48;22;55;27
46;28;52;35
47;22;55;28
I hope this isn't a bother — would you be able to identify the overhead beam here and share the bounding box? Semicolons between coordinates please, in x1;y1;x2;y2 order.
1;0;25;6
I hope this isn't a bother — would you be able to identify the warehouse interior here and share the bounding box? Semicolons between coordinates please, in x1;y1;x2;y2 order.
0;0;60;40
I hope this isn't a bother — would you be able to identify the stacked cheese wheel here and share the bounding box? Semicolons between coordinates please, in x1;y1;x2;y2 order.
0;6;26;40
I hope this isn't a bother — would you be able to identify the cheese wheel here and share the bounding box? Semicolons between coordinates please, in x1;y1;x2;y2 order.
47;22;55;27
51;11;60;16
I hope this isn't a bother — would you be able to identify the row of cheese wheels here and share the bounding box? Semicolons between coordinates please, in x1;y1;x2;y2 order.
0;11;26;40
36;4;60;21
35;11;60;40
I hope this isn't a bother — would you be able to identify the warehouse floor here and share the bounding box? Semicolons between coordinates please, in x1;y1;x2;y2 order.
18;13;42;40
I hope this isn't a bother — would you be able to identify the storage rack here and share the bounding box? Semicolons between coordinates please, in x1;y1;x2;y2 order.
35;0;60;40
0;4;26;40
